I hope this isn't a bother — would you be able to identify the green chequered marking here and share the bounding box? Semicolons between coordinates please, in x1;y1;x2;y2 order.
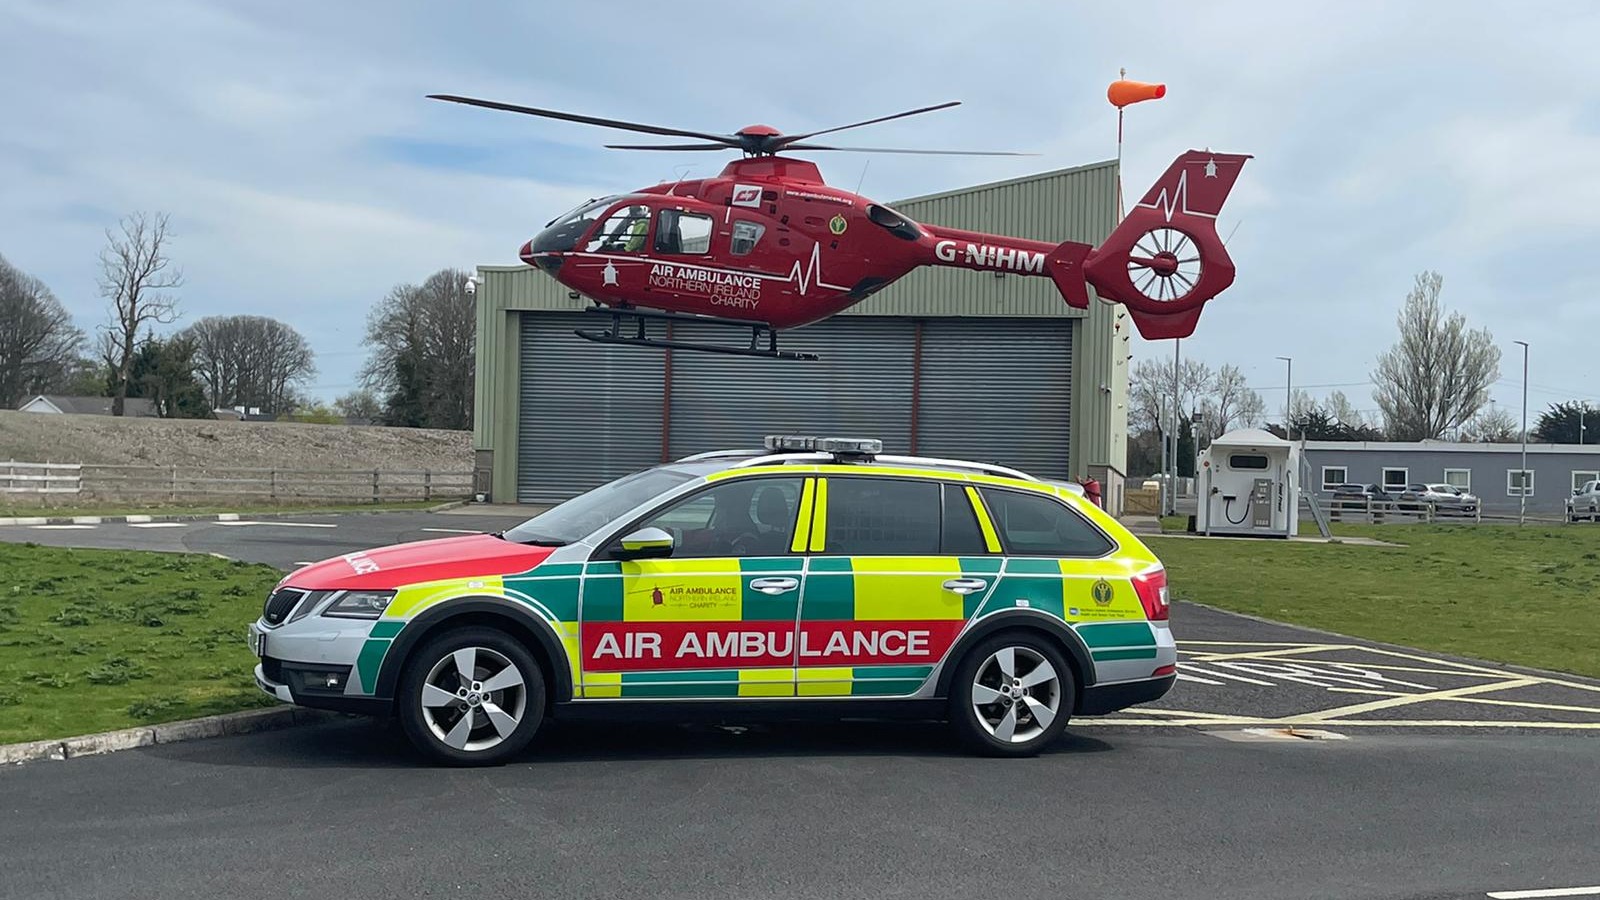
1005;558;1063;575
1075;622;1156;648
507;572;579;621
978;575;1065;619
529;563;585;578
801;555;853;620
740;557;801;573
1092;648;1159;661
960;557;1005;617
851;680;925;696
582;574;624;622
585;561;623;577
368;620;404;639
355;639;390;694
850;664;933;697
620;669;740;698
741;557;802;621
960;557;1004;574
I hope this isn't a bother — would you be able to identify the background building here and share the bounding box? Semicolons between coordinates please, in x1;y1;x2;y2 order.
1305;440;1600;517
18;395;157;417
472;161;1131;510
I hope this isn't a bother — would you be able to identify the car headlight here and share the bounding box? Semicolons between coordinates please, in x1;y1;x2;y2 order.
322;590;396;619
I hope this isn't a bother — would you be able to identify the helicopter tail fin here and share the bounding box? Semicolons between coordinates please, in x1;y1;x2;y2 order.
1072;150;1251;339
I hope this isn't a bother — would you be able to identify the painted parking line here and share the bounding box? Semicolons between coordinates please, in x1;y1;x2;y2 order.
30;524;96;530
1180;662;1276;686
420;527;481;534
1128;640;1600;731
213;521;338;528
1487;886;1600;898
128;522;188;529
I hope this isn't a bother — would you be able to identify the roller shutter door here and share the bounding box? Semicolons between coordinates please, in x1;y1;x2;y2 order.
667;318;915;458
516;312;664;503
915;318;1073;480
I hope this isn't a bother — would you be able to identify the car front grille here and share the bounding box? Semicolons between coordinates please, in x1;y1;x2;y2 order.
263;588;308;626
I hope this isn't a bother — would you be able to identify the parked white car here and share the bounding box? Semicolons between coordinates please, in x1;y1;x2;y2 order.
1568;481;1600;522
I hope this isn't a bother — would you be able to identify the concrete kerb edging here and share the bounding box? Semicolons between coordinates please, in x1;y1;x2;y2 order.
0;502;474;527
0;707;347;767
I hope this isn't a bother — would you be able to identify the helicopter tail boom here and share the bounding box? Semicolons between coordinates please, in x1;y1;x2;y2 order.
1080;150;1252;339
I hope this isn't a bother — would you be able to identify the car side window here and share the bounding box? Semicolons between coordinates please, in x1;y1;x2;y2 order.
630;477;803;559
978;487;1114;558
823;477;940;556
940;484;989;555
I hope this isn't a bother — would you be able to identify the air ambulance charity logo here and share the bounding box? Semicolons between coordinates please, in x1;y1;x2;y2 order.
652;585;664;606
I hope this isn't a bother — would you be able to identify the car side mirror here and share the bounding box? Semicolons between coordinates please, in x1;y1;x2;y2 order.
612;526;674;560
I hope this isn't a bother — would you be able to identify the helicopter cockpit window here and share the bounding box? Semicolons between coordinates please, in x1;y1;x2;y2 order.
531;195;622;254
730;221;765;256
655;209;714;255
585;205;652;253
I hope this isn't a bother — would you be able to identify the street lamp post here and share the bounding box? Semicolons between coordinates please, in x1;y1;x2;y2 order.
1514;340;1529;526
1276;356;1292;441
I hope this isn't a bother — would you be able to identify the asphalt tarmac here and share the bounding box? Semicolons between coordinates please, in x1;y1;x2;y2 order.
2;511;1597;899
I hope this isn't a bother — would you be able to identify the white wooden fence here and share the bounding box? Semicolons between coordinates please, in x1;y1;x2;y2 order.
2;461;83;494
2;460;471;503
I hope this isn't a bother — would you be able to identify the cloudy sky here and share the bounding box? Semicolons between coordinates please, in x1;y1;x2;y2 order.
3;0;1596;422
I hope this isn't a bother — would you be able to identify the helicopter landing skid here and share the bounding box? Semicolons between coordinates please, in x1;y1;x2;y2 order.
574;307;819;361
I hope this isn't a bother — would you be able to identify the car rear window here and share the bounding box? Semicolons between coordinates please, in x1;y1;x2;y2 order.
977;487;1113;558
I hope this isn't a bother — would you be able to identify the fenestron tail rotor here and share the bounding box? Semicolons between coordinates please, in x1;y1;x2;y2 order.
427;94;1029;157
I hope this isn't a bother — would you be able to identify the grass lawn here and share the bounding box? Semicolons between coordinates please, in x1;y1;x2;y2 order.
1146;523;1600;679
0;499;446;518
0;543;283;744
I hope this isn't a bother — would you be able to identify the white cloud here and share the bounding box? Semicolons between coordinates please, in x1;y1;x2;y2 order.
2;0;1599;408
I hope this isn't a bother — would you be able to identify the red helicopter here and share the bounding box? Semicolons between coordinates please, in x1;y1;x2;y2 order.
430;94;1249;360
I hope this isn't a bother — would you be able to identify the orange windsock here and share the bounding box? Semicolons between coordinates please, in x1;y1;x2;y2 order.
1108;79;1166;108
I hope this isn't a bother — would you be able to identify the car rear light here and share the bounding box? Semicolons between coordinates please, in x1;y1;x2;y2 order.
1151;664;1176;677
1132;568;1169;621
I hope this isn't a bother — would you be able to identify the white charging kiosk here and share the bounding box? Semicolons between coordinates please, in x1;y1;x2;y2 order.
1196;428;1299;538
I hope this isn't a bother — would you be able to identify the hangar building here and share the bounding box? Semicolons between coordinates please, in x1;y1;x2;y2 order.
471;160;1131;511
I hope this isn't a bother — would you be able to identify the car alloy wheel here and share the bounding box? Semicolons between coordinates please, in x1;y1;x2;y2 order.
420;645;528;753
398;626;546;766
950;632;1076;756
970;646;1062;744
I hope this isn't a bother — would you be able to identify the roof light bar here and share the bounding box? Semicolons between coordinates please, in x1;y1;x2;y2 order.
762;435;883;456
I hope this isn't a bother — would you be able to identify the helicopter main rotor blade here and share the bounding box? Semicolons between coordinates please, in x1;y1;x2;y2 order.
604;143;735;151
774;101;962;147
427;94;736;144
783;143;1037;156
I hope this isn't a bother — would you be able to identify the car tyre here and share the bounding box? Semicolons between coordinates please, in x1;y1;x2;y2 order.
948;631;1076;758
397;626;546;767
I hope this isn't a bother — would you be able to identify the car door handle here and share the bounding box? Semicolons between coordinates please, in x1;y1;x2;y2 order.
749;577;799;595
943;577;988;595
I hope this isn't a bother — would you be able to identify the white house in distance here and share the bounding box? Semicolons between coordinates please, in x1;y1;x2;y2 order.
16;395;158;417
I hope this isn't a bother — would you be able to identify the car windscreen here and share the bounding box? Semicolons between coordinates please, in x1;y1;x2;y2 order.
501;467;698;545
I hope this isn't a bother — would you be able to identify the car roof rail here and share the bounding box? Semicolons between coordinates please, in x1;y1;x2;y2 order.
872;454;1039;482
725;451;1038;482
675;448;765;462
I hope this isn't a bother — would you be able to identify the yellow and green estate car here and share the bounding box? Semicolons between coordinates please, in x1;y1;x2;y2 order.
249;436;1174;765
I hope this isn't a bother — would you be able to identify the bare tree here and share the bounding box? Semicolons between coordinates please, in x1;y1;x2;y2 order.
1129;357;1213;436
99;212;182;415
179;315;315;416
360;268;475;430
0;256;85;407
333;389;382;422
1459;404;1519;443
1372;271;1500;440
1199;364;1266;439
1324;390;1375;431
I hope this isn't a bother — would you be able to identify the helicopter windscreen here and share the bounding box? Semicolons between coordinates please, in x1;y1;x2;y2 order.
529;195;621;254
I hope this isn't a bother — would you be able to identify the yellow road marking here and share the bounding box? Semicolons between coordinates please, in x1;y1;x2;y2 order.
1287;679;1539;722
1183;645;1360;662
